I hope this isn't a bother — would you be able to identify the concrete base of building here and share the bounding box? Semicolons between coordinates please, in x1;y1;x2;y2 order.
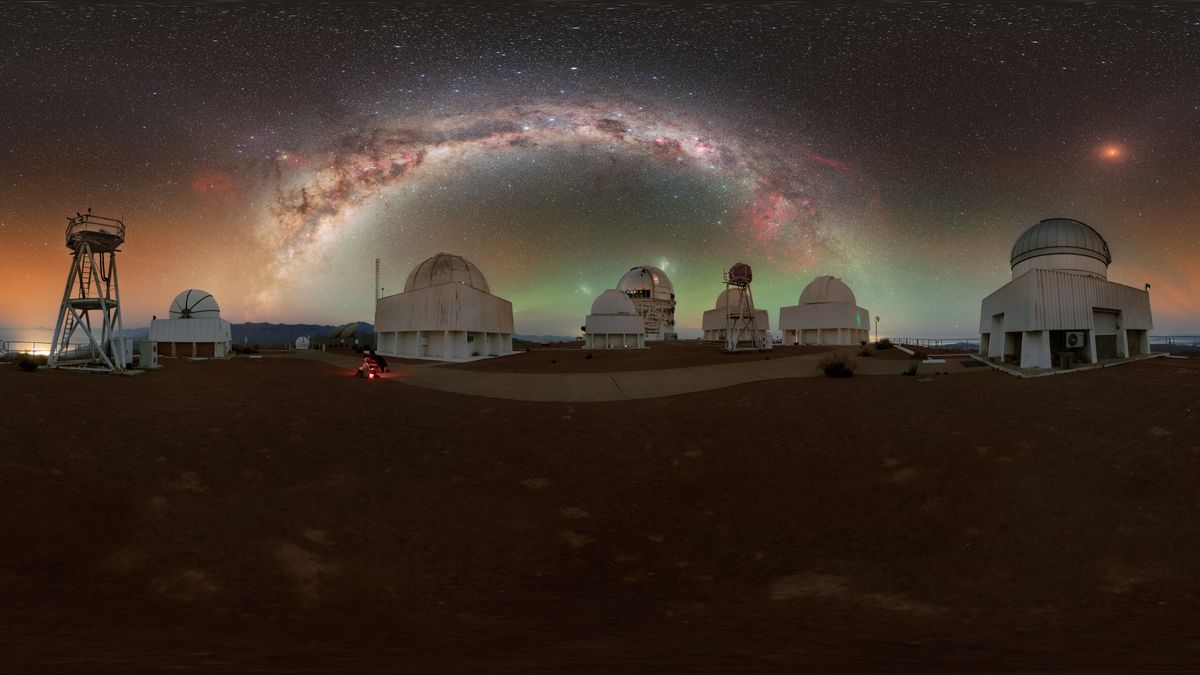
583;333;646;349
376;330;515;362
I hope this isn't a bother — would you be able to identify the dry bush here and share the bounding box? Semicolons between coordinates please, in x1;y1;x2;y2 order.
818;352;857;377
16;354;46;372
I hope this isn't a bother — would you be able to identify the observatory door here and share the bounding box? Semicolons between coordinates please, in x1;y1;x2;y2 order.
1092;309;1119;360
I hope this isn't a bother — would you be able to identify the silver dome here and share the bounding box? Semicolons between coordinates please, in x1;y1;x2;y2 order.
1011;218;1111;268
799;275;856;306
590;289;638;316
404;253;490;293
616;266;674;302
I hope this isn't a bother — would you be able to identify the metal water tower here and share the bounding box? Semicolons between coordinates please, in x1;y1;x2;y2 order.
723;262;762;352
48;210;127;371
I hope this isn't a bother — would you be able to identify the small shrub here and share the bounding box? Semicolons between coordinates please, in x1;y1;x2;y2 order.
585;353;593;360
858;348;872;357
875;338;893;350
471;351;480;357
902;359;920;376
818;352;857;377
16;354;44;372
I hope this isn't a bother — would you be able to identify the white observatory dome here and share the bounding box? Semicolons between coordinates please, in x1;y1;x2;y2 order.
616;266;674;302
169;289;221;319
591;289;638;315
714;287;755;312
799;276;856;306
1010;218;1111;279
295;336;310;350
404;253;490;293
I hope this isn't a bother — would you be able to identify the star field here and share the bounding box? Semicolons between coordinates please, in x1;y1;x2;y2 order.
2;2;1199;337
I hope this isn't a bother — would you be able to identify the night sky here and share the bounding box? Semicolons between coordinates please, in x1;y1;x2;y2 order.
2;2;1198;338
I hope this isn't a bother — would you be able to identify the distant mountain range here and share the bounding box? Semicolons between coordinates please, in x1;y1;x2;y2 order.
232;322;375;346
115;323;576;347
514;335;577;343
120;322;374;347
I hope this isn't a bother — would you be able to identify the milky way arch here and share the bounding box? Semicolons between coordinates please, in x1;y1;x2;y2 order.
257;100;880;308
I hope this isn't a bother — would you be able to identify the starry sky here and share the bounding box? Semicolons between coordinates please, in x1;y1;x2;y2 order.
2;1;1199;339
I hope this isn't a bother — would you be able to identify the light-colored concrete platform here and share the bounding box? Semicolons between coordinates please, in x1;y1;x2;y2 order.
273;349;986;401
970;351;1165;377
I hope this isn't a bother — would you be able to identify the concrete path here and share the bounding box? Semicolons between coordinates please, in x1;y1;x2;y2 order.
275;349;984;402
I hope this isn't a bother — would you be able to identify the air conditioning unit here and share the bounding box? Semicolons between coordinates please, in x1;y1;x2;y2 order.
1064;332;1085;349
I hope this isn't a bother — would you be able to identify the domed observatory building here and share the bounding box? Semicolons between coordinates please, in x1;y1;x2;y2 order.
582;290;646;349
779;275;870;345
980;218;1152;369
701;288;771;345
149;289;232;358
616;266;677;340
375;253;515;361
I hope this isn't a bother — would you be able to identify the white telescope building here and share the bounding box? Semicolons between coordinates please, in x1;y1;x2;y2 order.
779;275;870;345
375;253;515;361
980;218;1152;369
702;287;770;344
149;289;232;358
582;289;646;349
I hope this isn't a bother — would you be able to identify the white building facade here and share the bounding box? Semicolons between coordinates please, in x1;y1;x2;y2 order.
616;266;677;340
980;218;1152;369
583;289;646;349
375;253;515;361
779;275;870;345
702;287;771;346
149;289;232;358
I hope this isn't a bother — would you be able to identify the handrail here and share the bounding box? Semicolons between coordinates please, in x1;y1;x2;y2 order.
65;213;125;247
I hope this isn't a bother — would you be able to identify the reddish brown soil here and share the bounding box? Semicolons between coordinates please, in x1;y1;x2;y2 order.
444;342;837;373
3;357;1200;673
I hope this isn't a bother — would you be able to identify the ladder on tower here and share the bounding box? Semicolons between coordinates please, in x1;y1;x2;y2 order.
79;250;93;299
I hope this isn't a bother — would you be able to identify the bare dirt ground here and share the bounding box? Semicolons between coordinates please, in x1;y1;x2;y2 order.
3;356;1200;673
445;342;837;373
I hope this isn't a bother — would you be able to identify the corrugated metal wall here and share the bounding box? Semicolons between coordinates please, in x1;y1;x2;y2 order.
148;318;232;342
376;283;514;333
701;308;769;332
779;302;869;332
980;270;1152;333
585;314;645;335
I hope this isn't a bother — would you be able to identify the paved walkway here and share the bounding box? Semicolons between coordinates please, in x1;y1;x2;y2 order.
277;349;985;402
